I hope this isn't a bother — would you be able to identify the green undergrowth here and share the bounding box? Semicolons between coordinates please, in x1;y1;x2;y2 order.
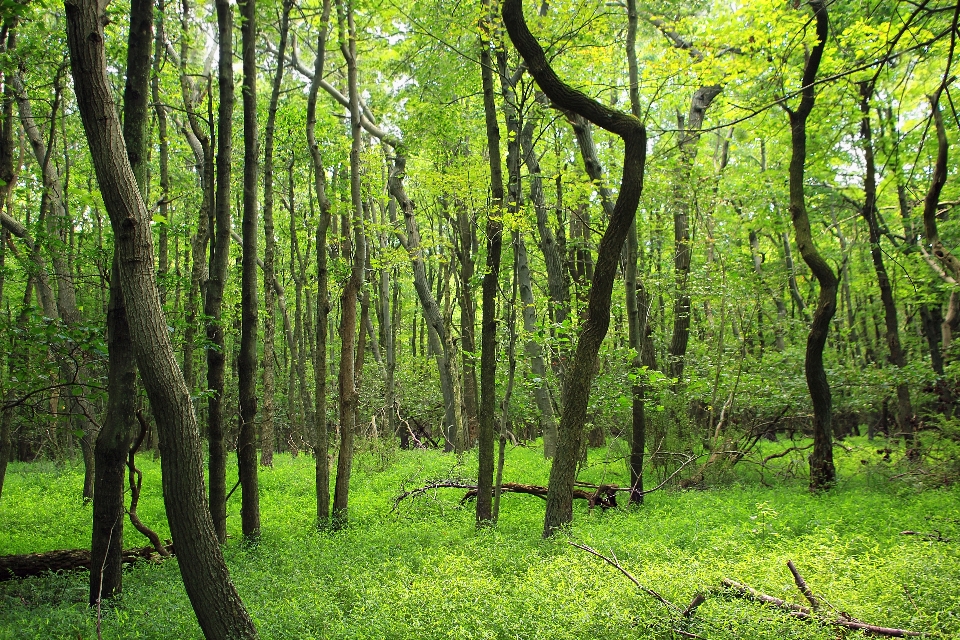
0;438;958;639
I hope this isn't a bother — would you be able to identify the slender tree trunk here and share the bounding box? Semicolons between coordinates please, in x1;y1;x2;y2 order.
503;0;646;537
260;0;293;467
65;0;258;634
90;0;151;603
332;0;365;526
306;0;333;524
476;0;504;525
206;0;235;542
785;0;837;491
859;80;913;445
237;0;261;540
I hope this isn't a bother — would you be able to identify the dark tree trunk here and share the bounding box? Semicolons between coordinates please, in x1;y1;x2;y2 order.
64;0;258;635
503;0;646;537
785;1;837;491
206;0;235;543
859;80;913;445
237;0;261;540
476;0;504;526
90;0;151;603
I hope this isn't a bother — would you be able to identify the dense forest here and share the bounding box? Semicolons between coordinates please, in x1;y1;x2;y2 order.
0;0;958;636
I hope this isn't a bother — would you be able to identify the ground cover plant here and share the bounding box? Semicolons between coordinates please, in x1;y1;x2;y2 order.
1;438;957;639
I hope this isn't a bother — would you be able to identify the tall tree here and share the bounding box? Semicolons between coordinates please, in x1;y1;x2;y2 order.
784;0;837;491
237;0;261;540
502;0;646;537
207;0;235;541
332;0;366;526
476;0;505;525
89;0;151;604
64;0;258;634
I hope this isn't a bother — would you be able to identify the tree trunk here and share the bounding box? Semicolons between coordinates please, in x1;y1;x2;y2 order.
332;0;365;526
306;0;333;525
64;0;258;635
859;80;913;446
260;0;293;467
237;0;261;540
476;0;504;525
206;0;235;542
90;0;151;603
785;0;837;492
502;0;646;537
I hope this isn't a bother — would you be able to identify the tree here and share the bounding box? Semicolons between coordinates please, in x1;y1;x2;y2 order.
64;0;257;635
784;0;837;491
502;0;647;537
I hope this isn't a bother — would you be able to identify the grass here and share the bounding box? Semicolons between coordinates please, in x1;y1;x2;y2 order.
0;436;958;639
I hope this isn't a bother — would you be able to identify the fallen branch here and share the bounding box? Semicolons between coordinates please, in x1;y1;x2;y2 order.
786;560;820;611
393;480;622;511
722;577;921;636
0;543;175;581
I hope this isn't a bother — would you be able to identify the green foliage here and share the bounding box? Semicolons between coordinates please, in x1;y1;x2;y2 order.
2;444;958;639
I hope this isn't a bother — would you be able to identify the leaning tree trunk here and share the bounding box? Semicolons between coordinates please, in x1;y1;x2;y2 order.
785;0;837;491
64;0;258;636
90;0;151;604
502;0;646;537
236;0;261;540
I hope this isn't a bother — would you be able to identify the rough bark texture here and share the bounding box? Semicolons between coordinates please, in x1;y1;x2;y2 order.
306;0;333;525
64;0;258;635
206;0;234;542
785;0;837;491
89;0;152;604
503;0;646;537
332;0;365;526
237;0;261;540
476;0;504;525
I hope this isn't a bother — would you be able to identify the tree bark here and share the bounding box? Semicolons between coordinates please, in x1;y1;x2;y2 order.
859;80;913;445
785;0;837;491
90;0;151;603
237;0;261;540
476;0;504;525
64;0;258;635
306;0;333;525
206;0;235;542
502;0;646;537
332;0;366;527
260;0;292;468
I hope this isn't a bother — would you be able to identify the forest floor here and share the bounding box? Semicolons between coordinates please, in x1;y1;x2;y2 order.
0;435;957;639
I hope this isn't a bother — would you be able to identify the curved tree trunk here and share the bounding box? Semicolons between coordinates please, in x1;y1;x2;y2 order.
785;0;837;491
502;0;646;537
64;0;258;635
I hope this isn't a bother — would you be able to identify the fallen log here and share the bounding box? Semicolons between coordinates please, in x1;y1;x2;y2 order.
0;543;175;581
392;480;622;511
